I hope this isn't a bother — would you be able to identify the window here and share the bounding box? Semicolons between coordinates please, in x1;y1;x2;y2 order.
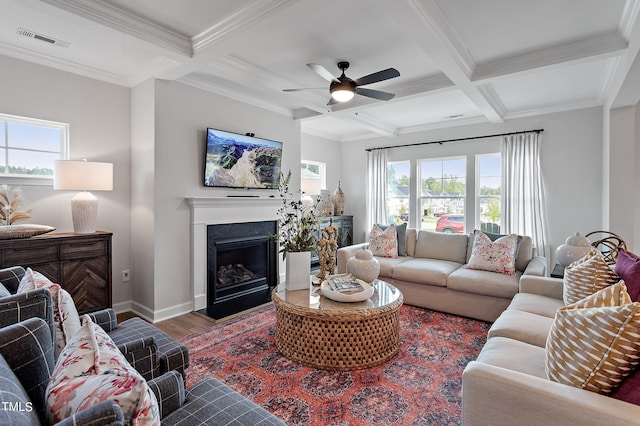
0;113;68;178
477;154;502;233
419;157;466;232
301;160;326;194
387;161;410;224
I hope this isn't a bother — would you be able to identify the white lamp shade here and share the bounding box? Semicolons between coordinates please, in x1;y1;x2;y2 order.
54;160;113;191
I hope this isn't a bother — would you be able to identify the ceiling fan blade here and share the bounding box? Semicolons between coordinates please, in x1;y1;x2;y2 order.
282;87;326;92
354;68;400;86
356;87;395;101
307;63;340;83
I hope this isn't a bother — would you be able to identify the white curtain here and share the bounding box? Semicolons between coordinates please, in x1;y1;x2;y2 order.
366;148;388;227
501;132;548;260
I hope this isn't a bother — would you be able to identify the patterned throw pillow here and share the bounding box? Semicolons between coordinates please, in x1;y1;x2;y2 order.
563;248;620;305
17;268;81;359
546;282;640;394
46;315;160;425
369;224;398;259
615;249;640;302
466;231;518;275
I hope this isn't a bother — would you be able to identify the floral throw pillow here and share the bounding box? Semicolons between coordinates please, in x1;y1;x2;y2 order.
17;268;81;359
46;315;160;425
369;224;398;259
466;231;518;275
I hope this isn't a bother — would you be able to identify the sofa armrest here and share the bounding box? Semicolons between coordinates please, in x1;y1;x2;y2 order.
147;370;185;419
519;275;563;300
462;361;640;426
522;255;546;276
0;266;26;294
117;337;159;381
55;400;124;426
0;288;55;344
337;243;369;274
84;308;118;332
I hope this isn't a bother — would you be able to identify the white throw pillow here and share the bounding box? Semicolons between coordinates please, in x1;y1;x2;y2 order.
466;231;518;275
17;268;81;358
369;224;398;259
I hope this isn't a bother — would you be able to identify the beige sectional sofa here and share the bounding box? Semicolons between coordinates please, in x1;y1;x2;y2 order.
337;228;546;322
462;275;640;425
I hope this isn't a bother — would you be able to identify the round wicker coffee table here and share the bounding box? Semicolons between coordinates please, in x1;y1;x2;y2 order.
272;280;403;370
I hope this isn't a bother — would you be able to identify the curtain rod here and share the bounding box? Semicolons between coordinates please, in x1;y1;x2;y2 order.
365;128;544;152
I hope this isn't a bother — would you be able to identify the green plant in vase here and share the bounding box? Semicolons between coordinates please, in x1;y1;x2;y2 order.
272;171;319;290
272;170;318;258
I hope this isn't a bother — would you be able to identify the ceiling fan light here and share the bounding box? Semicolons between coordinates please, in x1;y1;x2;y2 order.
331;88;355;102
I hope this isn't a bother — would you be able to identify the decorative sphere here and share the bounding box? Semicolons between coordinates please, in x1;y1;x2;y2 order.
555;232;592;267
346;248;380;283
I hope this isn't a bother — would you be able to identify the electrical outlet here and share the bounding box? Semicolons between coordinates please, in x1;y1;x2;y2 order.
122;270;130;282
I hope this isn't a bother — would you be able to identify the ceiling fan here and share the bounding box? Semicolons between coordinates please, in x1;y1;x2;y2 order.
283;61;400;105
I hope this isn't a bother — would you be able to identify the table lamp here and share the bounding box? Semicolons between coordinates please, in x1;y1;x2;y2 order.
53;160;113;234
300;177;321;208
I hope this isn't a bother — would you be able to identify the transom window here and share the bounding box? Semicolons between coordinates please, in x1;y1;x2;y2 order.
0;113;68;178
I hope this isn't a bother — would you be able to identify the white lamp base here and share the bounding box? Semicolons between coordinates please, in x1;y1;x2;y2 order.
71;191;98;234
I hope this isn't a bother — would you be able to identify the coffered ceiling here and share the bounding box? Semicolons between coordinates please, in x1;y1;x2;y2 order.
2;0;640;141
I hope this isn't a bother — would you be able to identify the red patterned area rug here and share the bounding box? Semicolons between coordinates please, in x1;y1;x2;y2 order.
181;305;489;425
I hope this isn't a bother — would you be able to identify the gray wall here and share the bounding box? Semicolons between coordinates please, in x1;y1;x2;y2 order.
0;54;133;307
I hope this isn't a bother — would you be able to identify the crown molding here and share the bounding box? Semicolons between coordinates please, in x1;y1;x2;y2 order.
619;0;640;39
503;99;602;120
472;32;627;83
0;40;128;86
192;0;300;53
39;0;192;56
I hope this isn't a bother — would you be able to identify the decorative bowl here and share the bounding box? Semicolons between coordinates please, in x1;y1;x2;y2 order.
320;279;375;302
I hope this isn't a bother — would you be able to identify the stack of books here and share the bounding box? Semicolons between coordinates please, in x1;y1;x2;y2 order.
326;273;365;294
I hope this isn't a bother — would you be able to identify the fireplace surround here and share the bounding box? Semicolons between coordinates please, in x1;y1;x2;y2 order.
205;221;277;319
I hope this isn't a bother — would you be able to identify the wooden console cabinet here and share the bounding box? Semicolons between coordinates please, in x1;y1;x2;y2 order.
0;231;112;314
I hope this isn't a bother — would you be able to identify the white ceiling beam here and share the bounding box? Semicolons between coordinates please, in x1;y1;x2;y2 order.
472;33;628;83
378;0;504;123
606;0;640;108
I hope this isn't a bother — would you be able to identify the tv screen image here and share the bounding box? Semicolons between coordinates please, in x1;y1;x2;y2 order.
205;128;282;189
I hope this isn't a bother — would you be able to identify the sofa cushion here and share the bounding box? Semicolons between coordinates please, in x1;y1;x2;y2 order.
18;268;82;359
546;283;640;394
563;248;620;305
612;366;640;406
476;336;547;379
615;249;640;302
375;256;412;279
0;282;9;298
447;267;520;299
506;293;565;318
46;315;160;425
405;228;417;257
414;231;468;264
0;317;54;423
369;224;398;258
466;231;518;275
392;258;461;287
488;310;554;347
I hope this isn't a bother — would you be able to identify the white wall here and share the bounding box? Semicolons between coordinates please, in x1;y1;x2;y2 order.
131;80;300;319
338;107;605;266
301;133;343;204
0;55;132;305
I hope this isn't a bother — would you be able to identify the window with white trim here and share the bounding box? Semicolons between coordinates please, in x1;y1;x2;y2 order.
0;113;68;178
301;160;326;193
477;154;502;233
419;157;466;233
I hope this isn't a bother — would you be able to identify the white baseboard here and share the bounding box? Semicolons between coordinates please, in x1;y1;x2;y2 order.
110;300;194;323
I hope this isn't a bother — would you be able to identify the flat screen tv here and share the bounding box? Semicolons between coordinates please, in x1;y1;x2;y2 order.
204;128;282;189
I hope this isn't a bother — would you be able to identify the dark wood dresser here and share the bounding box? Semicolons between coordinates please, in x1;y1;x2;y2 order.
0;231;112;314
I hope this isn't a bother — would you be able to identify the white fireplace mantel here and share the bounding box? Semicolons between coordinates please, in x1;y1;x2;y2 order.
186;196;282;311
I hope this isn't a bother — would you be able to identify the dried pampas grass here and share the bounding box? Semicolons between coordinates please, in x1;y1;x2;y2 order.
0;185;31;225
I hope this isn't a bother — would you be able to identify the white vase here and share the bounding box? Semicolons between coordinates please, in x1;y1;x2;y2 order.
346;247;380;283
285;251;311;290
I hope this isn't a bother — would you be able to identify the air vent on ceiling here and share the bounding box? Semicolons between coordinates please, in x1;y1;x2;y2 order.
17;27;70;48
444;114;465;120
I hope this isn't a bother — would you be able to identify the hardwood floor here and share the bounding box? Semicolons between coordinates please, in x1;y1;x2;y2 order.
116;302;273;339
